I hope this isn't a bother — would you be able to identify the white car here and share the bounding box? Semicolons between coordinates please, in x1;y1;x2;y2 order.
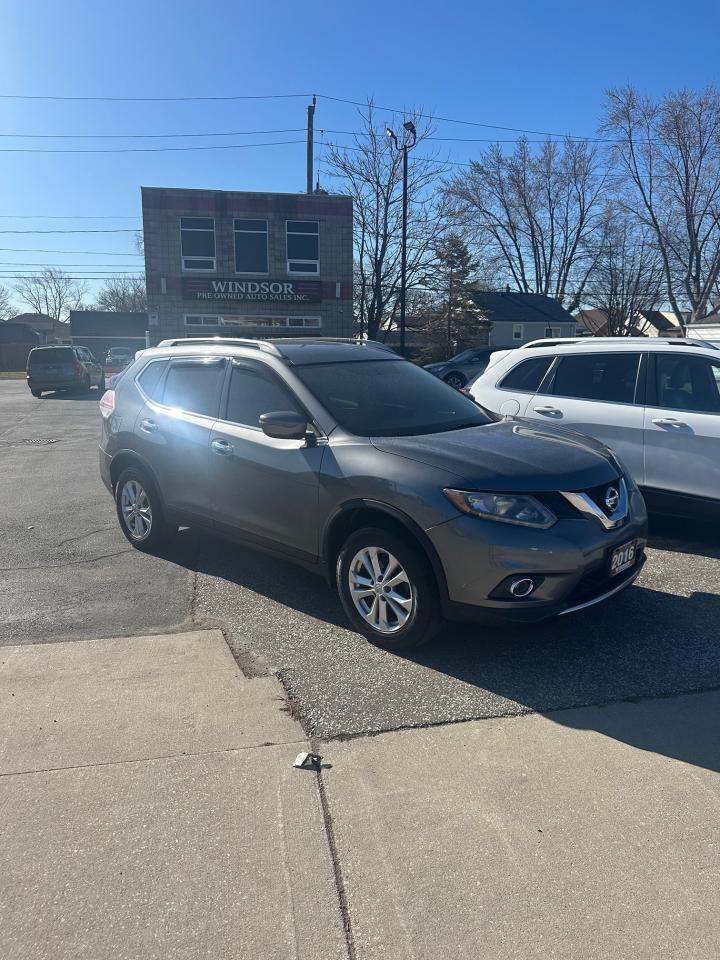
470;337;720;518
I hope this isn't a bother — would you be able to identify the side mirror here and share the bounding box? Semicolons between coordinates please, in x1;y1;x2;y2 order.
259;411;310;441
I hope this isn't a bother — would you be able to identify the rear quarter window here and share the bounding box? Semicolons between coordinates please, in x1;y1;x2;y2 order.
136;359;169;401
498;356;554;392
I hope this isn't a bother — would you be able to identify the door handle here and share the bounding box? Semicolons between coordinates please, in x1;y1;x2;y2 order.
140;419;158;434
211;438;234;456
533;405;561;415
651;418;688;427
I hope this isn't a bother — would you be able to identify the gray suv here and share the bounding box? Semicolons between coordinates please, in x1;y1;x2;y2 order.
99;338;648;649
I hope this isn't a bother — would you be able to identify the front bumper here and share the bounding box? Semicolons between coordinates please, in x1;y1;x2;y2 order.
427;487;648;623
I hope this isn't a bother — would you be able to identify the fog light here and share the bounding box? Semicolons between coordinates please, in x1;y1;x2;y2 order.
509;578;536;598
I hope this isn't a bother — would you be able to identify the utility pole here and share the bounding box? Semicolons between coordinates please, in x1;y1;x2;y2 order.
447;269;453;357
386;121;417;357
306;96;316;194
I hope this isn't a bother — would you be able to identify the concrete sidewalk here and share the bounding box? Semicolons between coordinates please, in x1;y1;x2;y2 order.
324;691;720;960
0;631;346;960
2;628;718;960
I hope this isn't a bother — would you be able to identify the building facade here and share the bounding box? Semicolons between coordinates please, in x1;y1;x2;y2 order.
141;187;353;345
69;311;148;359
469;290;577;347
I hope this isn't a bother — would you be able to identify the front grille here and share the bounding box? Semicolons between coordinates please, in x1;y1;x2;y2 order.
534;491;579;519
584;479;623;518
565;550;644;606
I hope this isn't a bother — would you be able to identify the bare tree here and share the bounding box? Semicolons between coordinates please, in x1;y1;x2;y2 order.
445;136;607;311
324;100;448;339
602;84;720;331
0;284;12;322
14;269;88;322
586;208;664;335
95;276;147;313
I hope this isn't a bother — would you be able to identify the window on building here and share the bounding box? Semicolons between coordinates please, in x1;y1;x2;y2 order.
162;359;224;417
225;363;303;428
513;323;524;341
286;221;319;274
499;356;554;393
551;353;641;405
184;315;221;326
220;316;322;329
136;359;169;400
544;327;562;338
655;354;720;414
180;217;216;271
234;219;268;273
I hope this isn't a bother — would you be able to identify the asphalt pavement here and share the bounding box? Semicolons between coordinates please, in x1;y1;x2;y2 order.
2;378;720;740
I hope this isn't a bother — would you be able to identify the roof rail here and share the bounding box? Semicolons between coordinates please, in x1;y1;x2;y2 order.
156;336;282;355
268;336;398;354
520;336;719;351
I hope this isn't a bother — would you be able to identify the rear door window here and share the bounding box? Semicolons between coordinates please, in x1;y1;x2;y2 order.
499;356;554;392
162;359;224;417
551;353;641;404
655;354;720;414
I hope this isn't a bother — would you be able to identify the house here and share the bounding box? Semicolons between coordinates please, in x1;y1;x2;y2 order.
468;290;577;347
0;323;41;345
686;314;720;342
7;313;71;344
574;308;683;337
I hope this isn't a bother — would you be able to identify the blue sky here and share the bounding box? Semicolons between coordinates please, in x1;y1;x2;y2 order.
2;0;719;305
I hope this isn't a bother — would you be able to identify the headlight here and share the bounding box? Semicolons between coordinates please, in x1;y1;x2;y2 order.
443;489;557;529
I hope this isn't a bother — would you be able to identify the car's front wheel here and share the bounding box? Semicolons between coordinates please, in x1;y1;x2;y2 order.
115;466;174;551
336;527;442;649
444;372;466;390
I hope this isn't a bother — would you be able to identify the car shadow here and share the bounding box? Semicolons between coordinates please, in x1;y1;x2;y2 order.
38;391;103;402
164;519;720;773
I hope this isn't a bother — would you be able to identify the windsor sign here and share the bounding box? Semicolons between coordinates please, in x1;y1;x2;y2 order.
182;277;321;304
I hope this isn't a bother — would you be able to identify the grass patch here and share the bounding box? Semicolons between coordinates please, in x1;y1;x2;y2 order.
0;371;26;379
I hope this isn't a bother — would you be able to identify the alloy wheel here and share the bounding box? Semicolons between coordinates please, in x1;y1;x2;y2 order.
120;479;153;541
348;546;414;634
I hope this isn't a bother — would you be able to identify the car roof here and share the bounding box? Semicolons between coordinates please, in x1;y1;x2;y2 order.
149;337;401;365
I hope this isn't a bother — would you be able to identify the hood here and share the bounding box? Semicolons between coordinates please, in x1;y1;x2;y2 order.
370;419;621;492
424;362;448;373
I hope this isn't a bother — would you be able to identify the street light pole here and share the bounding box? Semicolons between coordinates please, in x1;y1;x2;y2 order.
386;121;417;356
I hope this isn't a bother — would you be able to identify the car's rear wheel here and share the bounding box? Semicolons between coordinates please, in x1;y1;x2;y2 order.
115;466;174;551
444;371;466;389
336;527;442;649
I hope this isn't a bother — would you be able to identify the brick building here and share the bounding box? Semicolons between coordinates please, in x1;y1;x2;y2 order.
141;187;353;344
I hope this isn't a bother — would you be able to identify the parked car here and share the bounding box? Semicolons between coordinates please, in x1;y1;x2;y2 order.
424;347;496;389
99;337;647;649
470;336;720;519
26;345;104;398
104;347;134;378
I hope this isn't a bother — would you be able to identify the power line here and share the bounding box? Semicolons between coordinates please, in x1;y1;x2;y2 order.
0;138;305;154
0;247;141;255
0;229;138;234
0;215;140;220
0;127;307;140
0;88;639;142
0;91;313;102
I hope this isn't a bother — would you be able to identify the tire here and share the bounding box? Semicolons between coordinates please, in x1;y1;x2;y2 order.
114;466;174;551
336;527;442;650
443;372;466;390
30;389;42;398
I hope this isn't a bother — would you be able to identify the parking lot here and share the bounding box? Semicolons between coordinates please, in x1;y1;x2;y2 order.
2;377;720;742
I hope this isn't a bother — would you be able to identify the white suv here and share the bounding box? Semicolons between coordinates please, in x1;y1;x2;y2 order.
470;337;720;518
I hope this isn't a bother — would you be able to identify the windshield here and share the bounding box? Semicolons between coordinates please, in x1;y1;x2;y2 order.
449;349;476;363
294;359;494;437
28;347;74;366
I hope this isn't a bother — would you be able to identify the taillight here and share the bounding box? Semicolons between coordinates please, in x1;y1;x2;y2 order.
74;362;83;377
99;389;115;418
